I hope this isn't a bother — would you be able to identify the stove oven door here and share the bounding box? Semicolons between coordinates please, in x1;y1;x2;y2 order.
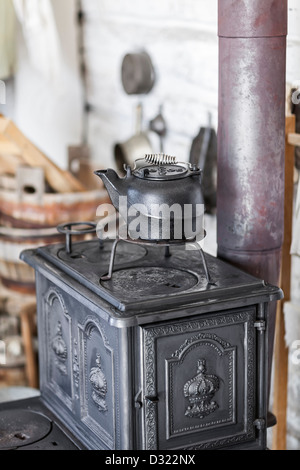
140;307;260;451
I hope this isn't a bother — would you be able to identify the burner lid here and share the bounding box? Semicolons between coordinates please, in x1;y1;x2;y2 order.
100;266;198;298
0;410;52;449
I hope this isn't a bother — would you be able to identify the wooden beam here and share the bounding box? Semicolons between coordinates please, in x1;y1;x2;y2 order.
0;134;23;156
0;117;86;193
288;132;300;147
272;115;295;450
0;154;24;175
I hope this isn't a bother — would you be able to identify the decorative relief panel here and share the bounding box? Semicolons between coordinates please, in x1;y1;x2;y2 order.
142;310;256;451
51;321;68;376
78;316;115;449
73;339;80;400
89;354;108;412
44;288;73;411
166;332;235;438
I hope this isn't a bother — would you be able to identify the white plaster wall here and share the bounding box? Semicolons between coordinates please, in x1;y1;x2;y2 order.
9;1;300;173
81;0;219;170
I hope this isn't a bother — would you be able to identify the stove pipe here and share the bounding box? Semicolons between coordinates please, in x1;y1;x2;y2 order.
217;0;287;380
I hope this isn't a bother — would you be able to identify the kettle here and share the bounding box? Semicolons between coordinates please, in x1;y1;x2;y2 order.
95;154;205;242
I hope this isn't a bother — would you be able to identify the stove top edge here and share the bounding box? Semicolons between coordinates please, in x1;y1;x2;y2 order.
20;241;283;326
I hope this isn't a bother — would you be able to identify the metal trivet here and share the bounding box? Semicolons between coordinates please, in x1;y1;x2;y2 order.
57;222;148;265
100;235;214;285
56;222;214;286
57;221;98;255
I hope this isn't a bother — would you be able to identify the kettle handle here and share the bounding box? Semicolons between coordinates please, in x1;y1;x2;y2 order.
132;154;201;172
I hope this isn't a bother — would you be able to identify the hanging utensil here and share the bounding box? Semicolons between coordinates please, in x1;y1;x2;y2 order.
189;112;217;214
114;103;153;173
149;105;167;153
121;51;155;96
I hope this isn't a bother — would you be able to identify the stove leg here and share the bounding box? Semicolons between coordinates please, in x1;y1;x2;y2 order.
199;247;215;285
165;246;171;258
187;241;215;285
66;232;72;255
101;238;120;281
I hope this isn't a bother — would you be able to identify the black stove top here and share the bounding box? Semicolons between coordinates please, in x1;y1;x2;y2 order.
22;239;280;319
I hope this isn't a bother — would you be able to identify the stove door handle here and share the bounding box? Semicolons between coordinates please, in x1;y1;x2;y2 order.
145;395;159;404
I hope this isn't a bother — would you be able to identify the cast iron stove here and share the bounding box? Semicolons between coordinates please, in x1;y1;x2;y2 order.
0;224;283;451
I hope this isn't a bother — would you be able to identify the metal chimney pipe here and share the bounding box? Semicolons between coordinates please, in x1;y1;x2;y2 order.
217;0;287;386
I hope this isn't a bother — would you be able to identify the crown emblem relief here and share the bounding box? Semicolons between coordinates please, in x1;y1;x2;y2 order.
184;359;219;419
89;354;108;412
51;321;68;376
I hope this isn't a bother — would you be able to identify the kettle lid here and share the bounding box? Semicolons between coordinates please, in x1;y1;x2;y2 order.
132;154;201;181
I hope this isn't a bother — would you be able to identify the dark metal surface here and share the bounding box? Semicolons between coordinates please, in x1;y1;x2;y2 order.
0;409;52;449
58;238;147;265
142;308;257;450
18;237;283;450
101;266;198;297
57;221;97;254
98;235;213;284
0;398;83;450
21;240;282;322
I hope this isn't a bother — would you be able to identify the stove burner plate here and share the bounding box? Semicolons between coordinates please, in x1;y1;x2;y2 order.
100;267;199;298
0;410;52;449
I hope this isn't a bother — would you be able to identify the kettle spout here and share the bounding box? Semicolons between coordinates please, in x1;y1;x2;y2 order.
94;169;125;212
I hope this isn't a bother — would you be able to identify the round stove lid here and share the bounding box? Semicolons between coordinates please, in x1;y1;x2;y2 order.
0;410;52;449
100;266;199;298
